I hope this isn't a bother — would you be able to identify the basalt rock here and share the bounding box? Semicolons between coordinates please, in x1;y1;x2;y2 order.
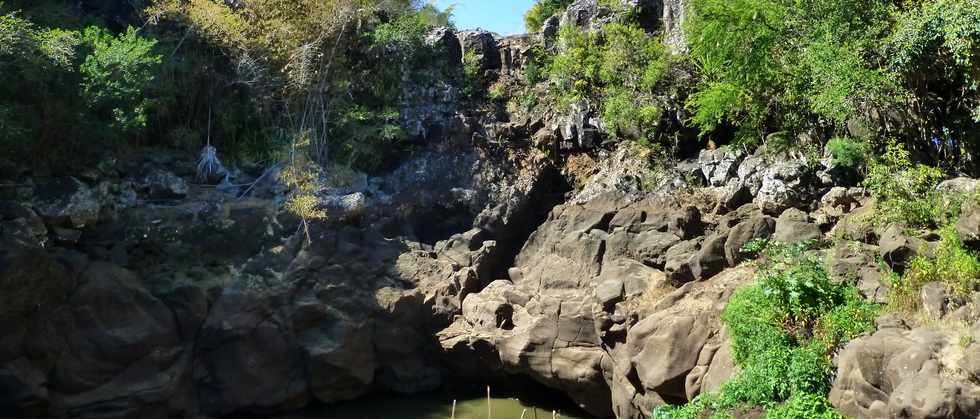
830;324;980;418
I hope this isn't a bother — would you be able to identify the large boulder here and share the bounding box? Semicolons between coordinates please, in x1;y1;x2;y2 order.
830;324;980;418
773;208;822;243
425;26;462;66
44;263;188;419
140;170;189;200
0;237;74;416
698;147;745;187
878;224;926;272
723;213;775;266
32;177;103;229
458;29;499;71
754;160;816;214
956;198;980;248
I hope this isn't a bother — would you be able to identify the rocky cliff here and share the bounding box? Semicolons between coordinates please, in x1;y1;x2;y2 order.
2;1;979;419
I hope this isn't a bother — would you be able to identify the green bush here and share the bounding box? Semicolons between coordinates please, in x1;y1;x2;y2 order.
547;22;671;147
684;0;903;148
767;393;843;419
825;137;867;171
863;141;950;228
524;0;573;33
655;241;878;418
888;0;980;173
79;26;161;137
755;242;839;325
891;226;980;313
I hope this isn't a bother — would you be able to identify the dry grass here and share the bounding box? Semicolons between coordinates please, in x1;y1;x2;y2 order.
564;153;598;190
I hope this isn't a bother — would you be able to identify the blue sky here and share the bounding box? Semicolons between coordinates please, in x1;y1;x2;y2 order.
433;0;536;35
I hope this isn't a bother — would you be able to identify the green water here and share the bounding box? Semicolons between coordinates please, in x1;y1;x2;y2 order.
312;393;592;419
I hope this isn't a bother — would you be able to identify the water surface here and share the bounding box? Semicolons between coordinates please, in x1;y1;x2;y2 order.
312;393;591;419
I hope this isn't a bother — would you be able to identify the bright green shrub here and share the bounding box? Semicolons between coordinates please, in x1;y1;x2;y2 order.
655;241;878;418
825;137;867;171
547;22;671;147
816;286;880;350
755;242;839;325
79;26;161;136
892;226;980;313
767;393;843;419
864;141;950;228
685;0;895;144
524;0;573;33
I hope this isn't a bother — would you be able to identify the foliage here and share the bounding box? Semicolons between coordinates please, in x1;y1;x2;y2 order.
0;7;162;158
825;137;867;171
766;393;843;419
524;0;573;33
891;226;980;313
755;241;838;327
279;133;328;242
655;241;878;418
685;0;896;145
863;141;950;228
148;0;455;172
79;26;161;136
888;0;980;172
547;23;672;147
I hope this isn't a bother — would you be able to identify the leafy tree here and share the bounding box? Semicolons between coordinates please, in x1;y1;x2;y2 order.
685;0;896;145
79;26;162;136
525;0;573;32
888;0;980;172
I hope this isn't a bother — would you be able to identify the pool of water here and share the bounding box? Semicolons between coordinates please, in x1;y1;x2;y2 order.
305;393;592;419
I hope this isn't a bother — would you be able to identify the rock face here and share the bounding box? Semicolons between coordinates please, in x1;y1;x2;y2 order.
3;3;978;418
458;29;500;71
438;191;758;418
830;321;980;419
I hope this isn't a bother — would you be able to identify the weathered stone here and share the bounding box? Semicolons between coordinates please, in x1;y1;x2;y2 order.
595;279;625;309
698;147;745;187
920;282;947;319
141;170;189;200
458;29;499;71
691;233;727;280
774;207;822;243
831;327;980;418
425;27;462;66
937;177;980;196
664;239;700;284
878;224;924;272
724;214;775;266
956;198;980;248
754;160;815;214
32;177;102;229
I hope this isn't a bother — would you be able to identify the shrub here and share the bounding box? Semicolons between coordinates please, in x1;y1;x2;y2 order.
864;141;950;228
547;22;670;147
825;137;867;171
891;226;980;313
767;393;843;419
524;0;573;33
755;242;839;326
655;241;878;418
79;26;162;137
888;0;980;173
